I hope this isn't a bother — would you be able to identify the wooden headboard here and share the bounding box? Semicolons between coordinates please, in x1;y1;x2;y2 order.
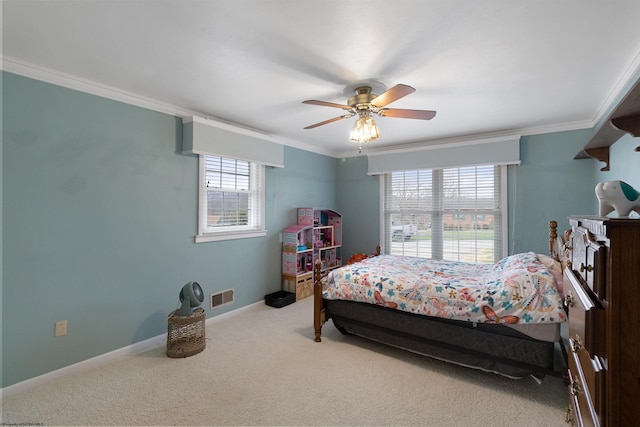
549;220;560;259
549;220;571;270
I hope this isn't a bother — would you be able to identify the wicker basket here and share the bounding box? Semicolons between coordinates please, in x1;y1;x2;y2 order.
166;307;206;358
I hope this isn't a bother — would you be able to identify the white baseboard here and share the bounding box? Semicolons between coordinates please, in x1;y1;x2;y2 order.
0;300;263;399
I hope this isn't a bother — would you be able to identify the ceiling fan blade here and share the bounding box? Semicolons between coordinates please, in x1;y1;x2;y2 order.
304;114;354;129
379;108;437;120
303;100;352;110
370;84;416;107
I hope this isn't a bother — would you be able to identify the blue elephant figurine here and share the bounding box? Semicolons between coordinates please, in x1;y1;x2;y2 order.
595;180;640;217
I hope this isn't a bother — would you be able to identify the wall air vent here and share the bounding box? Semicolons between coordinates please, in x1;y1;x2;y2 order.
210;289;234;309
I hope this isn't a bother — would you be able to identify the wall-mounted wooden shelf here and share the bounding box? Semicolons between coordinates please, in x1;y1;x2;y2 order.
576;78;640;171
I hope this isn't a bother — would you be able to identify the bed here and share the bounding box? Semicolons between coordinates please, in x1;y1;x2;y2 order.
313;221;568;380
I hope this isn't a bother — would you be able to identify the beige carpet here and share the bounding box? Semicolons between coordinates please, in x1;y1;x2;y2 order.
1;297;567;426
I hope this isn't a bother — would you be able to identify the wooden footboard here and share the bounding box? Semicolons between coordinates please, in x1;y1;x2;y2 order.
314;246;381;342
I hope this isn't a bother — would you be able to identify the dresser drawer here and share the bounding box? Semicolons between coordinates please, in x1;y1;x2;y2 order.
570;226;606;298
564;268;606;426
564;269;604;355
567;358;599;427
568;334;606;422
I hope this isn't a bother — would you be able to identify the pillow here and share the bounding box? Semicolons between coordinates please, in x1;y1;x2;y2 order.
537;254;564;297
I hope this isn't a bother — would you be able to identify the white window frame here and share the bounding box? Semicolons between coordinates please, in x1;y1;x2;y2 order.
195;154;266;243
380;165;508;263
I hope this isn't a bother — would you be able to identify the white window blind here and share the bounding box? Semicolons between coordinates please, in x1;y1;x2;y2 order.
196;155;265;242
382;165;506;263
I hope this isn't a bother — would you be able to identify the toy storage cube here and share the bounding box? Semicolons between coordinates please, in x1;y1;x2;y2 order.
282;272;314;300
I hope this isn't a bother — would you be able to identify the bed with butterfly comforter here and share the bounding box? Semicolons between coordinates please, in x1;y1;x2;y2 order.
313;228;567;379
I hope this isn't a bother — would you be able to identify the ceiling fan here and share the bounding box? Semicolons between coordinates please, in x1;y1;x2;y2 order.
302;83;436;151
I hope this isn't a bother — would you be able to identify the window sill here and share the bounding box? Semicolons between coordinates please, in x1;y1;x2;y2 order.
195;230;267;243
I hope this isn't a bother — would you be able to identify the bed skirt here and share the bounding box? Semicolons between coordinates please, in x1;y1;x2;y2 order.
326;299;559;379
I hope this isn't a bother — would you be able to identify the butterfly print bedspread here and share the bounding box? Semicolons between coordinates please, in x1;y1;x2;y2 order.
323;252;566;325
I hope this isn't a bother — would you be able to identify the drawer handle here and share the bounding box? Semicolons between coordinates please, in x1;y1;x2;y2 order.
579;262;594;273
570;335;583;353
565;406;573;424
570;376;582;397
564;291;575;308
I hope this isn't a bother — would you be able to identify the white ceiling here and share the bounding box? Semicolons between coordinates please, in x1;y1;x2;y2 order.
3;0;640;157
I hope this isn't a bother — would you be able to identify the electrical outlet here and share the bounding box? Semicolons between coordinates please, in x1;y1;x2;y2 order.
55;320;67;337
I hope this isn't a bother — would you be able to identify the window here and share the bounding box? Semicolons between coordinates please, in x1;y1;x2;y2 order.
196;155;266;242
382;165;506;263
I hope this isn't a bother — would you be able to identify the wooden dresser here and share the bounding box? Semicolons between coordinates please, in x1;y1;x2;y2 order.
563;216;640;426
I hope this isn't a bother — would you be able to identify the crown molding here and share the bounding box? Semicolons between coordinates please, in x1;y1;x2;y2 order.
0;56;334;154
3;54;639;160
337;119;596;158
1;56;199;117
590;44;640;126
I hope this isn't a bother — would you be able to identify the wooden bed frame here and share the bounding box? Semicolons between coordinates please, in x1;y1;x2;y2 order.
313;220;567;379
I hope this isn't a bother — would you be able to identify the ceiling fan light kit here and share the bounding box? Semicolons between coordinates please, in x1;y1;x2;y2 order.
349;111;380;153
303;83;436;153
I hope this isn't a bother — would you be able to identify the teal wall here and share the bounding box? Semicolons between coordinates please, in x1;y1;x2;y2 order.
336;155;380;258
4;69;637;388
509;130;596;253
594;132;640;195
2;72;336;387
